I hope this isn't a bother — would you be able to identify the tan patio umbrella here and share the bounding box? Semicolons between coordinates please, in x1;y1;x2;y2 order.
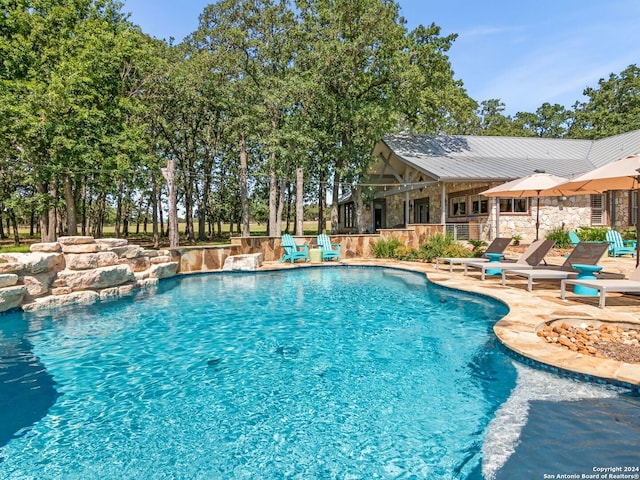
552;154;640;264
481;170;569;241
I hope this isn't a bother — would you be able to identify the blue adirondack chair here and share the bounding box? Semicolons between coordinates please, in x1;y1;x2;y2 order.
279;234;309;263
568;231;580;247
317;233;341;261
605;229;636;257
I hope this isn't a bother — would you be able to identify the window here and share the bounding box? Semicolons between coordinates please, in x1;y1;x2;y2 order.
499;198;528;213
343;202;355;228
450;196;467;216
631;191;638;228
591;194;605;225
470;195;488;215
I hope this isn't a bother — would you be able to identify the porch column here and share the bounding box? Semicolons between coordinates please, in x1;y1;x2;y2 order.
494;197;500;238
440;183;446;224
405;190;410;226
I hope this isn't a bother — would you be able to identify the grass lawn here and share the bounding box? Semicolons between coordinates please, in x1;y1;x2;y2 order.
0;221;332;252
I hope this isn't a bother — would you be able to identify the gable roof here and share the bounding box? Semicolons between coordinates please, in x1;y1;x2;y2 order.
371;129;640;183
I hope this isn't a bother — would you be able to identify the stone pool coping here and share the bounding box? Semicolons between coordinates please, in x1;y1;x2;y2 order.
259;256;640;388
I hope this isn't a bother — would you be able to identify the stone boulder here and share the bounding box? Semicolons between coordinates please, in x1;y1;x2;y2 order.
22;291;100;312
0;285;26;312
0;274;18;288
58;236;95;245
95;238;129;248
22;271;57;298
117;256;150;272
62;243;105;254
55;264;135;290
0;262;23;275
65;252;119;270
30;242;61;253
111;245;144;259
150;255;172;265
147;262;179;279
223;253;263;271
2;252;65;275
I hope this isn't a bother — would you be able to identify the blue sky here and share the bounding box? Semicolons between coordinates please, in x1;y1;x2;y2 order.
123;0;640;115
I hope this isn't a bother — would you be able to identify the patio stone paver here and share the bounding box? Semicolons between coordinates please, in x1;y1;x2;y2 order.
260;253;640;388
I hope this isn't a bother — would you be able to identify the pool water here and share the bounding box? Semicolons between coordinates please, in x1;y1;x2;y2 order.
0;266;637;479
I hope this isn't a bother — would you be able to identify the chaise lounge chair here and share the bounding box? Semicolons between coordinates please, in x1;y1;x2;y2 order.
463;239;556;280
317;233;341;261
560;263;640;308
435;237;513;272
500;241;608;291
279;233;309;263
605;229;636;258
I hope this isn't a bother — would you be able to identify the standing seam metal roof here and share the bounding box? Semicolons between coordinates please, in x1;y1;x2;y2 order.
379;130;640;182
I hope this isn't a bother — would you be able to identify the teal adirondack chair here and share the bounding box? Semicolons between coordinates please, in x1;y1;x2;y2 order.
317;233;341;261
279;234;309;263
568;231;580;247
605;230;636;257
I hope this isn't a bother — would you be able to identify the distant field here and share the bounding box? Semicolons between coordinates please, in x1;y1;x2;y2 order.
3;221;332;250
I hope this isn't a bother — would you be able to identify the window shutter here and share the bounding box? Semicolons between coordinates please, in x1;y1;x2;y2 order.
590;194;605;225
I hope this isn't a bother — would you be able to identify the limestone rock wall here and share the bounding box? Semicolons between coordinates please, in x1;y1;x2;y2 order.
0;237;178;313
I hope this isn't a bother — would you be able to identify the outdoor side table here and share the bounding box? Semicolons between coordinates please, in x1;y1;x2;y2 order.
484;252;505;275
309;248;323;264
571;263;603;296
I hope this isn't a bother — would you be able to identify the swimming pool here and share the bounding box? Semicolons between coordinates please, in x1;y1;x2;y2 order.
0;266;637;479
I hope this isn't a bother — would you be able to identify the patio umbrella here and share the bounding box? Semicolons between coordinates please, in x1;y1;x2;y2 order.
481;171;569;241
552;154;640;264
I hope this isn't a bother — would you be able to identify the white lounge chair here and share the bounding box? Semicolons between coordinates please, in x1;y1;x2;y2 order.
501;242;608;291
435;237;513;272
560;263;640;308
464;239;556;280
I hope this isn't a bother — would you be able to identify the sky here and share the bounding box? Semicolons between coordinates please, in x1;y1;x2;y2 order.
123;0;640;115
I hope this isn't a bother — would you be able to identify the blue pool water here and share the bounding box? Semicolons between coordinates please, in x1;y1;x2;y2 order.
0;266;637;479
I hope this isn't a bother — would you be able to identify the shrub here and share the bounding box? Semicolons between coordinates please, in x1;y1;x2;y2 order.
418;233;472;262
576;226;608;242
394;245;419;261
467;239;488;251
546;226;572;249
371;237;403;258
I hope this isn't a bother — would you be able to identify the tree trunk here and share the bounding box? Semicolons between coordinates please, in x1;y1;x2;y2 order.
92;192;106;238
114;179;123;238
8;211;19;245
62;173;78;236
278;180;286;234
80;179;87;236
295;167;304;236
317;177;326;234
161;158;180;247
331;162;342;235
352;186;366;233
198;148;215;241
268;154;279;237
0;206;5;239
239;133;250;237
47;180;58;242
29;207;35;237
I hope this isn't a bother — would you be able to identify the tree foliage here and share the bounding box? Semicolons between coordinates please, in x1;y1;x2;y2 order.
2;0;640;244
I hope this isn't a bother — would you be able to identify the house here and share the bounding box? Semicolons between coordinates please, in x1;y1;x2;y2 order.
338;129;640;242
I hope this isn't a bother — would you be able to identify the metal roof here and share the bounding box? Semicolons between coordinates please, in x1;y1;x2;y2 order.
375;130;640;182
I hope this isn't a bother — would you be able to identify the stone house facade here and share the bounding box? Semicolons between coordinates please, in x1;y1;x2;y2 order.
337;130;640;242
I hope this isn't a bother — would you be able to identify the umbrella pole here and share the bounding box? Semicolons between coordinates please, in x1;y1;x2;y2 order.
637;186;640;267
535;194;540;241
